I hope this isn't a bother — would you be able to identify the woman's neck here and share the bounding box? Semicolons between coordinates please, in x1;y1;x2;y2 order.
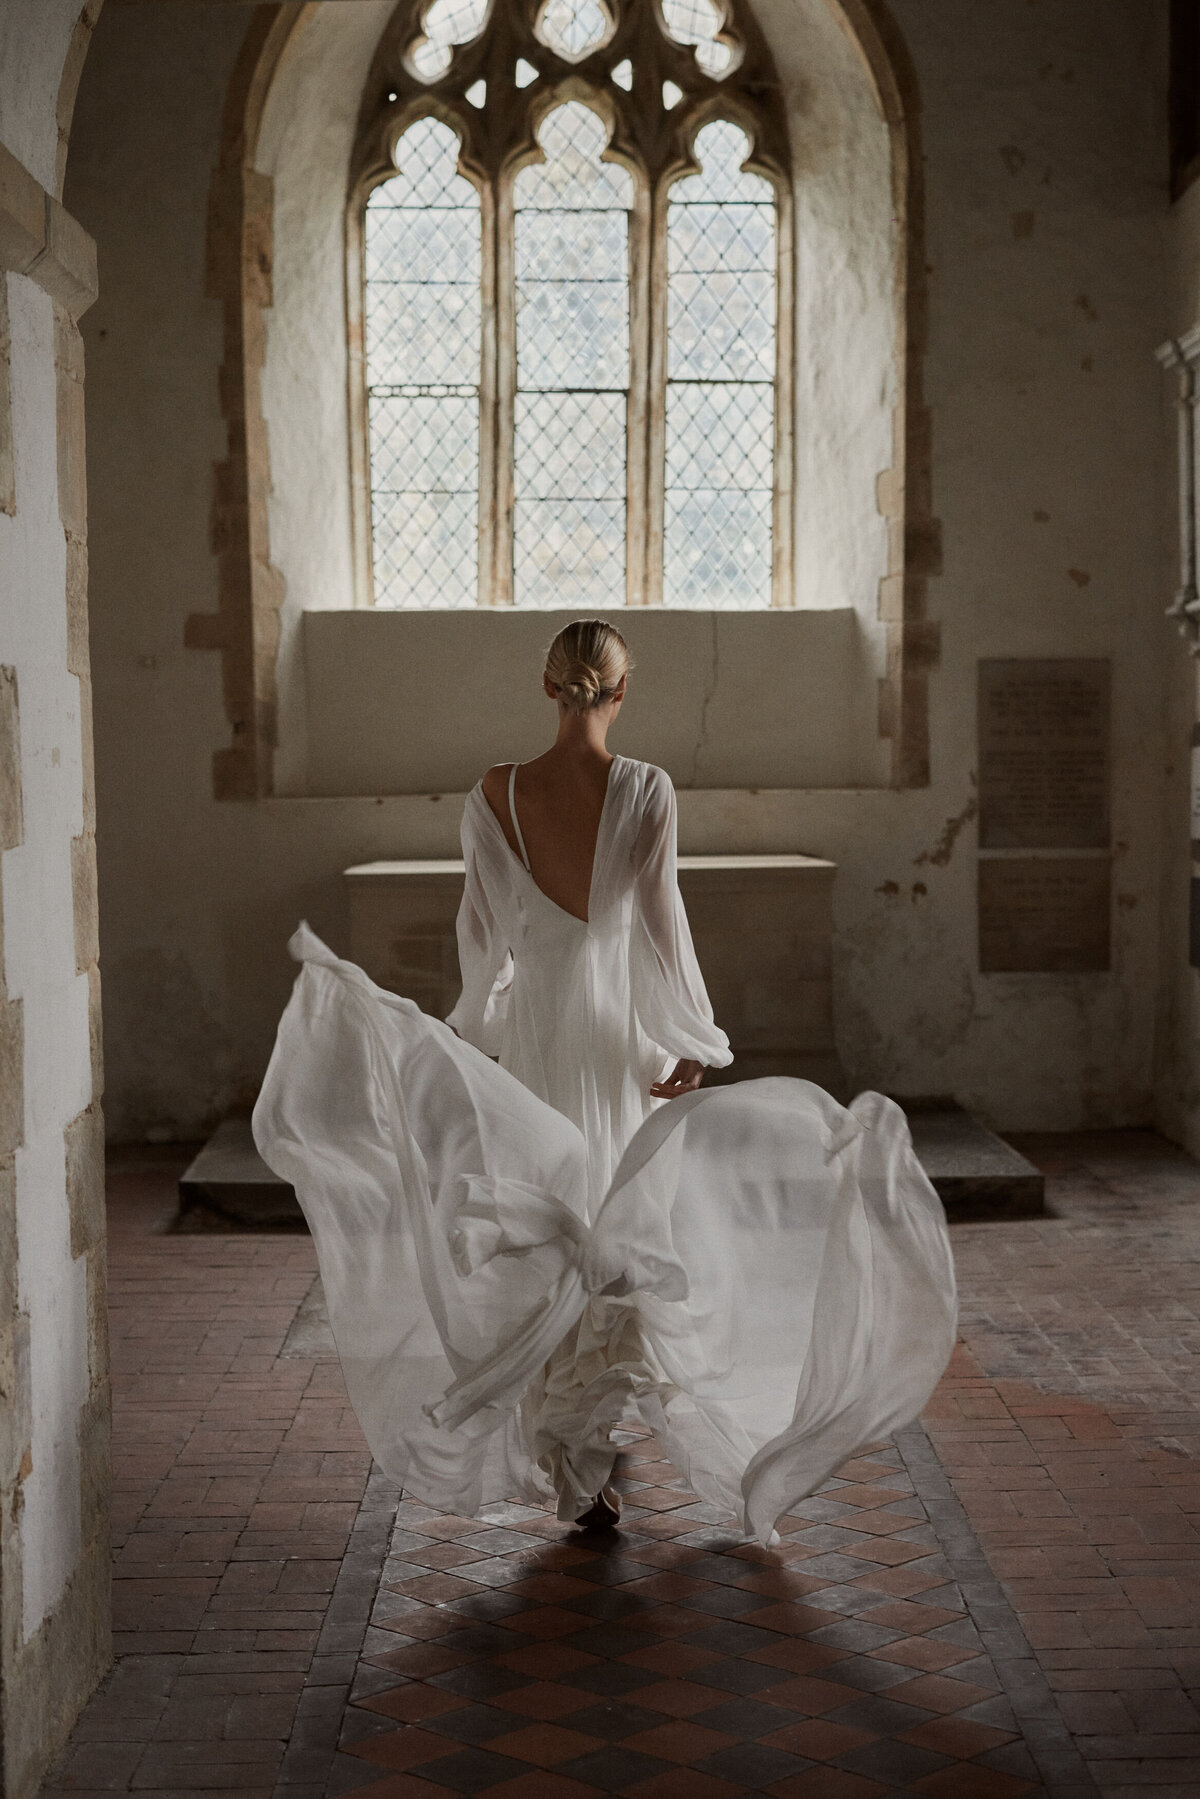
552;709;615;761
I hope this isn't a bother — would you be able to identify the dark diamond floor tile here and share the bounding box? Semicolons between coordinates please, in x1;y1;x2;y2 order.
801;1586;889;1618
563;1589;653;1622
826;1694;936;1734
806;1619;904;1652
558;1660;661;1697
682;1621;775;1656
443;1591;530;1623
977;1739;1041;1778
822;1656;916;1693
693;1697;804;1739
836;1739;953;1784
424;1702;514;1745
786;1553;876;1581
928;1618;984;1651
430;1664;534;1700
438;1623;521;1658
338;1709;397;1747
557;1700;664;1740
408;1745;528;1792
561;1624;651;1659
698;1742;813;1785
557;1746;673;1790
571;1558;648;1588
678;1586;774;1619
690;1659;787;1696
327;1749;387;1795
680;1555;765;1590
348;1666;404;1703
956;1694;1019;1729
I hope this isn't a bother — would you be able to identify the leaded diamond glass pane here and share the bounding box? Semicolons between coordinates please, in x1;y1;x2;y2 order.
514;104;629;607
535;0;612;61
365;119;480;607
665;120;774;607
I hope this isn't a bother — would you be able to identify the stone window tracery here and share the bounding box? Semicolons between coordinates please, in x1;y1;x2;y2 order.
351;0;791;607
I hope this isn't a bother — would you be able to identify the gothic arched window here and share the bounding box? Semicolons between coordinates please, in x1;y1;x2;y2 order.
351;0;791;608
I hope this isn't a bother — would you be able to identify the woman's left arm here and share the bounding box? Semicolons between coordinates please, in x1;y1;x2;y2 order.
630;768;732;1088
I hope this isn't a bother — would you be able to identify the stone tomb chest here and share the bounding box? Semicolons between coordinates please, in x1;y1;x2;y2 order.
344;854;842;1093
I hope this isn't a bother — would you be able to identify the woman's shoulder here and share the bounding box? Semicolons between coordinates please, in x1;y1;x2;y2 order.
623;760;674;805
478;763;515;806
614;756;670;787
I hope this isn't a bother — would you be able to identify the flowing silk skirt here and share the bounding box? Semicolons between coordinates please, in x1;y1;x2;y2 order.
253;927;957;1543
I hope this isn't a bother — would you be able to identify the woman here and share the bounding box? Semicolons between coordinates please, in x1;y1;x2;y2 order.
254;622;956;1540
448;620;731;1211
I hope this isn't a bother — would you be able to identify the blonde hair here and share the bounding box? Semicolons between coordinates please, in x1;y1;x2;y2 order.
543;619;633;713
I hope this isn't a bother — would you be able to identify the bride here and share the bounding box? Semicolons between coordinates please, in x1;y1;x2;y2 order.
254;620;956;1543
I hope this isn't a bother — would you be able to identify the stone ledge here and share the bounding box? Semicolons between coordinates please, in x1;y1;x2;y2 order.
0;137;98;318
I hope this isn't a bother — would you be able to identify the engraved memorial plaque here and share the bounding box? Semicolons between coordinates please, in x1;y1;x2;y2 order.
979;857;1110;973
978;660;1110;849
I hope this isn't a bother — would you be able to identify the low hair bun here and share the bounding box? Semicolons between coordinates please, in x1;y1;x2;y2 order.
544;620;633;714
560;660;602;708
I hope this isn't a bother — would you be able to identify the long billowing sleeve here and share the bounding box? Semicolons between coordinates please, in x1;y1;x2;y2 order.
630;767;733;1070
447;801;513;1056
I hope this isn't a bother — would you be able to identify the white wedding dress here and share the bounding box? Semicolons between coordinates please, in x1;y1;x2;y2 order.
253;758;956;1542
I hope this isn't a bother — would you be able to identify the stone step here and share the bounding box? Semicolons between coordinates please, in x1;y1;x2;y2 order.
179;1100;1043;1231
177;1118;304;1230
900;1100;1045;1218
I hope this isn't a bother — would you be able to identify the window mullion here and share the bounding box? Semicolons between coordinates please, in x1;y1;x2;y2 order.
478;176;502;606
644;177;669;609
625;181;652;605
491;175;516;606
772;177;794;608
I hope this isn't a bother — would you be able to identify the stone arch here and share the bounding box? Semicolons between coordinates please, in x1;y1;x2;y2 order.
189;0;934;796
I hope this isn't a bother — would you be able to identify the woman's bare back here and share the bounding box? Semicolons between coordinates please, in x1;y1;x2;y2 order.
481;751;614;924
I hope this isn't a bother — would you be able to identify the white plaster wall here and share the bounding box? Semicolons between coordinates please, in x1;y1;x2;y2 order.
255;0;392;795
0;272;91;1637
72;0;1175;1141
762;0;897;623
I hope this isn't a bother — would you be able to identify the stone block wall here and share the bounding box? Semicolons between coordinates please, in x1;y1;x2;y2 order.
0;10;111;1784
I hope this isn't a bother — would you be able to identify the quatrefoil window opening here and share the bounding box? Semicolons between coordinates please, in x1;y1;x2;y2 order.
356;0;790;608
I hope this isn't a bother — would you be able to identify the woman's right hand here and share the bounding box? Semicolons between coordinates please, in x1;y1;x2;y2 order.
650;1059;704;1100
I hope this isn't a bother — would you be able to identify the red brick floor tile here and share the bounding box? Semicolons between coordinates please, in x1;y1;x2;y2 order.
633;1680;729;1717
760;1718;878;1759
901;1717;1017;1757
910;1765;1034;1797
882;1672;997;1713
334;1777;457;1798
765;1768;888;1798
621;1641;721;1677
744;1637;851;1674
623;1770;742;1798
488;1723;606;1765
620;1720;736;1762
492;1684;600;1722
349;1727;455;1770
360;1686;469;1723
873;1634;974;1673
485;1775;605;1799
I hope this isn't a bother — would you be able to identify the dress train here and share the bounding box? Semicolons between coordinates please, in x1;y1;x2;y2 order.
253;926;957;1544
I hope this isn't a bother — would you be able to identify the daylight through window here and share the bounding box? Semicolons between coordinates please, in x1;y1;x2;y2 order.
355;0;790;608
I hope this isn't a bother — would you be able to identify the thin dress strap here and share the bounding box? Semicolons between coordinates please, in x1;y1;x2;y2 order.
507;763;532;872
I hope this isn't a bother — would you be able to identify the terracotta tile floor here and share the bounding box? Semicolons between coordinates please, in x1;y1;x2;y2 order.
39;1130;1200;1798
